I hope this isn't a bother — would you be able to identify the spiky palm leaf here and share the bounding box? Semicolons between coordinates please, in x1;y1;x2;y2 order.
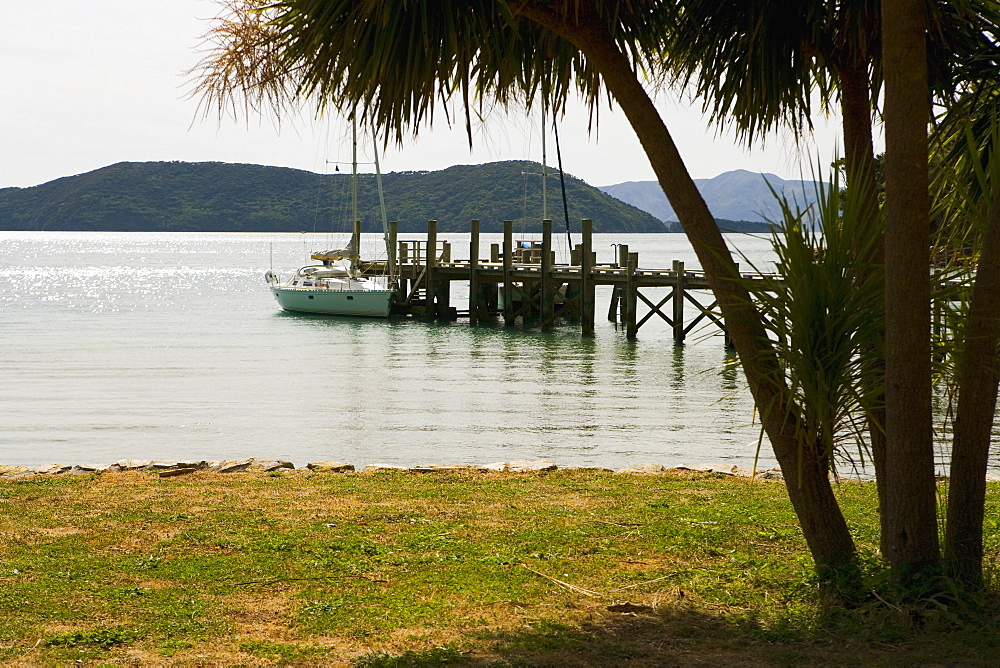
741;167;884;477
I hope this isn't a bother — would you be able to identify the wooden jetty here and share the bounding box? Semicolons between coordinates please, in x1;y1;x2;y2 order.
359;218;776;342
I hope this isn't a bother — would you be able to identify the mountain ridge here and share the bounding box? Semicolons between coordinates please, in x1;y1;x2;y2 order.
0;160;665;234
599;169;825;224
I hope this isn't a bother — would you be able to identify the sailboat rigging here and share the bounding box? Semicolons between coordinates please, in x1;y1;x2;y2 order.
264;121;396;317
517;101;574;260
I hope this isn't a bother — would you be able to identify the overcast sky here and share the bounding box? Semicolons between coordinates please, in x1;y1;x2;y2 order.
2;1;856;190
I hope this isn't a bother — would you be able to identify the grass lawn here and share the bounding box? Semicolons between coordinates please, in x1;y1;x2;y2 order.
0;468;998;666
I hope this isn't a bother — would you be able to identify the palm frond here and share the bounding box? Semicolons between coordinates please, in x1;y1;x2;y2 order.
192;0;671;145
739;164;883;476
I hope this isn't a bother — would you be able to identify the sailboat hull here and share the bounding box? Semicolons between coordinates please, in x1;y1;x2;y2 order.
270;286;393;317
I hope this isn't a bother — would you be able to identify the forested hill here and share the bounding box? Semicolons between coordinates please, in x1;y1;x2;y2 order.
0;160;667;234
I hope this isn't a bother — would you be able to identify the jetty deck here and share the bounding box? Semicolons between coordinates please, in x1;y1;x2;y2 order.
361;218;779;342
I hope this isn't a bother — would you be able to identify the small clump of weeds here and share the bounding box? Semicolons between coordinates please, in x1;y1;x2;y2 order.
353;644;466;667
45;626;141;650
158;638;195;656
239;639;331;661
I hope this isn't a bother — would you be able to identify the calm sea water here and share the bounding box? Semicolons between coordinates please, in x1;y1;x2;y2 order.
2;230;970;473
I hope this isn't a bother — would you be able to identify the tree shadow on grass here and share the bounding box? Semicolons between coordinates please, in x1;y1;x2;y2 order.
356;601;1000;667
470;602;1000;667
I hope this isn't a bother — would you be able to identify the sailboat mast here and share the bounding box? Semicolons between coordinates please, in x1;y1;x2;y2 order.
553;119;573;254
350;118;359;276
541;103;548;221
351;119;359;227
371;131;394;277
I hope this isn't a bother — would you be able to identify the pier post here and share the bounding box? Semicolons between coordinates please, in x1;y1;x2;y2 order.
617;244;630;269
672;260;685;344
388;220;398;278
388;220;400;302
396;241;409;303
469;219;481;325
541;219;554;330
438;274;452;319
626;252;639;339
608;287;621;321
503;220;514;325
723;263;737;350
581;219;595;336
617;244;630;324
426;220;437;319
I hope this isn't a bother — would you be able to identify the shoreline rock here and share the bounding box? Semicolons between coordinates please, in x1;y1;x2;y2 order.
0;458;795;481
3;458;997;483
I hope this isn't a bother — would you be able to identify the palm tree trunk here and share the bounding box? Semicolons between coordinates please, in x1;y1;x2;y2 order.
838;60;889;556
839;62;880;227
517;2;856;571
880;0;940;575
946;189;1000;587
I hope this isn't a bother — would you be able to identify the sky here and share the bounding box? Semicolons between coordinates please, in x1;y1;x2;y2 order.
2;0;855;191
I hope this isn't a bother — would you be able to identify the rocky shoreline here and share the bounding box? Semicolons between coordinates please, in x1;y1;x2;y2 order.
0;458;786;480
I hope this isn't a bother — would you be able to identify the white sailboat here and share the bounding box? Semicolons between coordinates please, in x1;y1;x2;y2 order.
265;123;396;317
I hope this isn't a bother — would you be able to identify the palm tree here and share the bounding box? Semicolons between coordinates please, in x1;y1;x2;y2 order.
659;0;892;563
194;0;1000;582
195;0;859;573
520;0;1000;584
658;0;1000;575
933;88;1000;586
878;0;940;577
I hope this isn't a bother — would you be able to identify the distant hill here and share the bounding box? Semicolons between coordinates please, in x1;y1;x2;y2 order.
0;161;665;234
599;169;826;225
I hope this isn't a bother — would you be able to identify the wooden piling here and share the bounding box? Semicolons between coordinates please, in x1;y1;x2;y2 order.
503;220;514;325
438;278;452;319
469;219;481;325
625;252;639;339
672;260;685;344
426;220;437;319
608;287;621;322
388;221;403;303
388;220;398;278
723;263;737;349
617;244;630;324
541;220;554;330
581;219;594;335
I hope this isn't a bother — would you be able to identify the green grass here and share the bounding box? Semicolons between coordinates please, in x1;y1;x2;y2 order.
0;469;997;665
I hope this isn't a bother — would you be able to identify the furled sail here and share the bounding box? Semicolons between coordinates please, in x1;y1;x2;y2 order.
311;235;359;262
